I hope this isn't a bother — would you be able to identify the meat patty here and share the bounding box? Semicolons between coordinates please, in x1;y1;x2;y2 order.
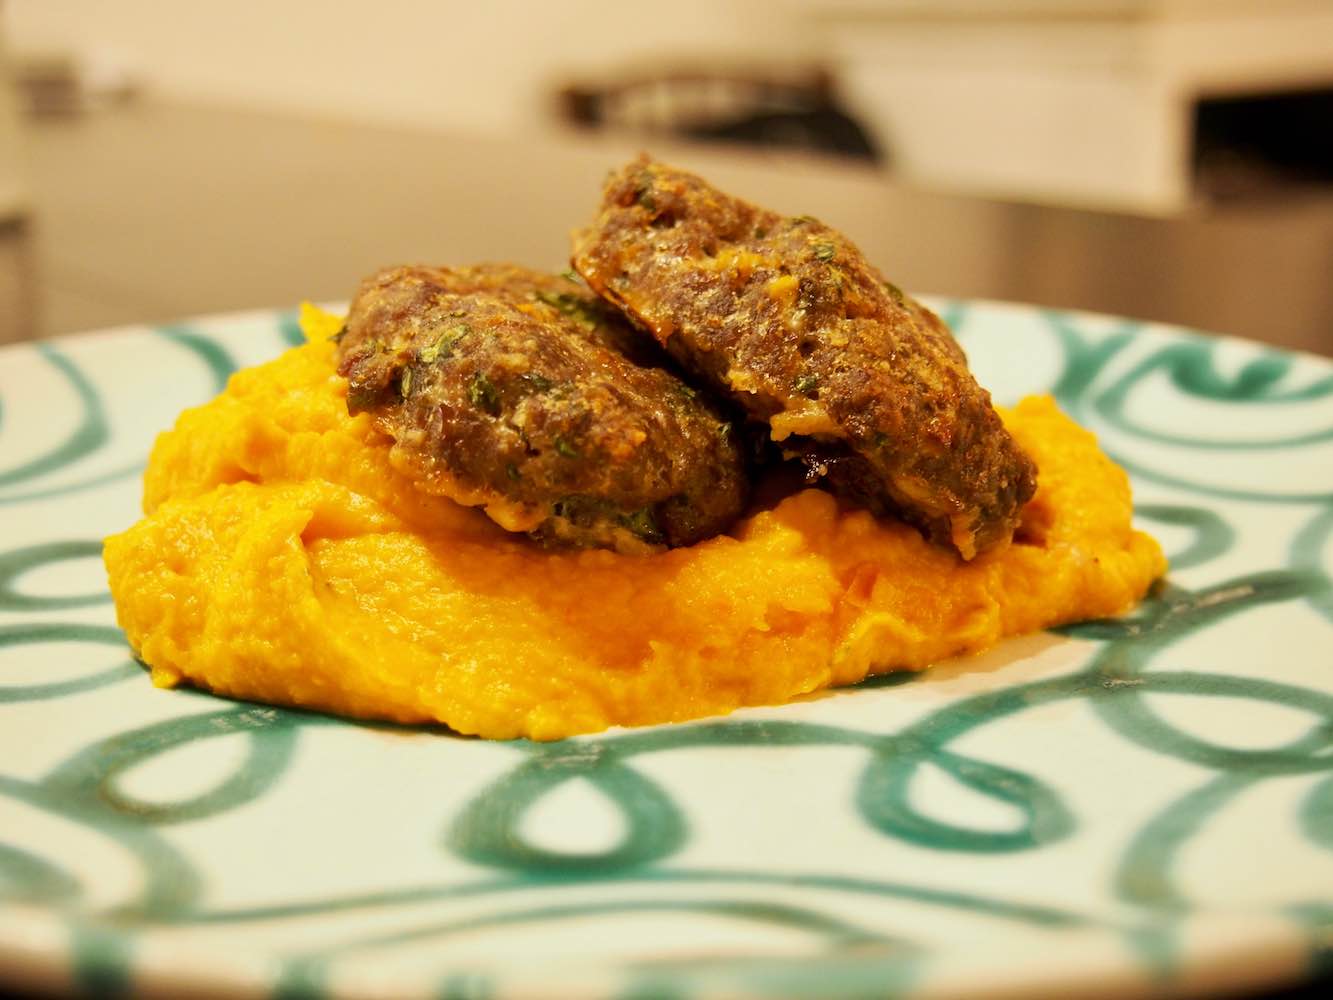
571;156;1037;559
336;264;748;553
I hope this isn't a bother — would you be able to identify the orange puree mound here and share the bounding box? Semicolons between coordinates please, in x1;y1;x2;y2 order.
103;332;1165;741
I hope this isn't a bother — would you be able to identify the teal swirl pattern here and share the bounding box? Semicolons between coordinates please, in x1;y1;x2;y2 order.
0;303;1330;999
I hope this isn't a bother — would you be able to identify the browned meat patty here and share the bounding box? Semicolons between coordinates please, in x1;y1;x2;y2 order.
571;156;1037;559
336;264;748;553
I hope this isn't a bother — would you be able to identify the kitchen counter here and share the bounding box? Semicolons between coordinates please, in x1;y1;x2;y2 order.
2;99;1331;356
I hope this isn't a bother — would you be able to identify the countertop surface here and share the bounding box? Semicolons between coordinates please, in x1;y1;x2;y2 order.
2;100;1331;357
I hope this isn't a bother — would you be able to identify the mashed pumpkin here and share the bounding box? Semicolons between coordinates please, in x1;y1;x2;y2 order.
102;308;1164;740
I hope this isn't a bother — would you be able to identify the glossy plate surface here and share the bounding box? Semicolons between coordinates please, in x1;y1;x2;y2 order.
1;301;1330;999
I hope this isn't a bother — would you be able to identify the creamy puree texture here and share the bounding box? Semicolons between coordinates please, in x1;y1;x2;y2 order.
103;307;1165;740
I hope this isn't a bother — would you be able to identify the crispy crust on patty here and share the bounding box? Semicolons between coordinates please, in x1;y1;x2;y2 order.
571;156;1037;558
336;264;748;552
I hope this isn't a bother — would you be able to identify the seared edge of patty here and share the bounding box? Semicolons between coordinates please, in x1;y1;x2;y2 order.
571;156;1037;558
336;264;748;552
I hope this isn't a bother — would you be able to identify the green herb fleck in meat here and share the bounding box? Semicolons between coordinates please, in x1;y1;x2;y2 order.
520;372;554;393
534;290;606;329
468;373;501;415
420;325;469;364
535;290;574;311
622;507;664;544
634;180;657;211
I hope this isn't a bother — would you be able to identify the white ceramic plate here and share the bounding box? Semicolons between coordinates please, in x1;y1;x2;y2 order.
1;300;1330;1000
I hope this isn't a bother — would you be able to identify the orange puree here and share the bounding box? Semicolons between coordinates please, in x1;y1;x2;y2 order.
103;309;1165;740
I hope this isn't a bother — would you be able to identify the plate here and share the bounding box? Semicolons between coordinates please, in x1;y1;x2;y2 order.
1;300;1330;999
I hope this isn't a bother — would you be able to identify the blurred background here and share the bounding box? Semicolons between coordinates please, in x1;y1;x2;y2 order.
0;0;1330;353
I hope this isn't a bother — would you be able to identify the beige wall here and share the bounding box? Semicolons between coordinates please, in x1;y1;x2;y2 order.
9;0;1328;212
3;0;813;134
